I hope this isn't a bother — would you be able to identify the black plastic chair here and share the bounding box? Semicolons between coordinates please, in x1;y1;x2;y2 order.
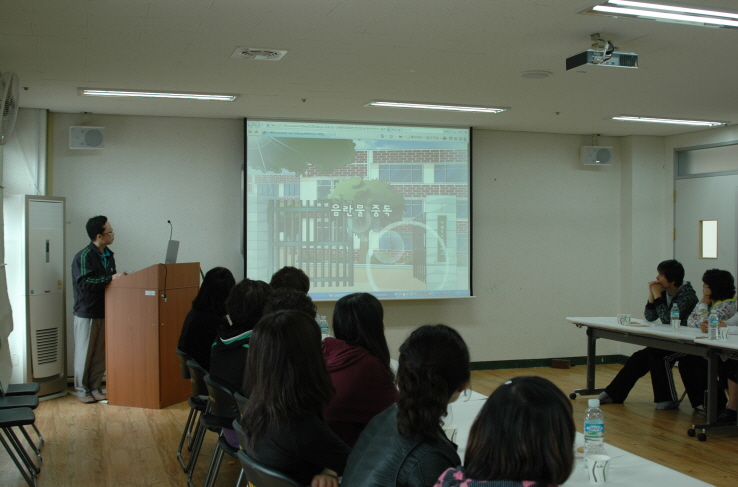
201;375;243;487
185;360;219;487
0;385;43;462
5;383;40;397
176;349;208;472
1;407;39;487
233;418;247;451
234;391;249;417
237;450;302;487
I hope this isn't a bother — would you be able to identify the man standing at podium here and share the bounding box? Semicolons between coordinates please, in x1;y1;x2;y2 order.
71;216;126;404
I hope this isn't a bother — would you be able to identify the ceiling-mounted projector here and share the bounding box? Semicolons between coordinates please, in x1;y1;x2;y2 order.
566;49;638;70
566;33;638;71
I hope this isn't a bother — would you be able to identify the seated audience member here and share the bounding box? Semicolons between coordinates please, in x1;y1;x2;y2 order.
263;288;318;315
680;269;736;411
599;259;698;409
323;293;398;447
241;311;351;487
686;269;737;328
269;265;310;293
708;294;738;423
435;376;575;487
341;324;470;487
209;278;270;448
177;267;235;370
209;278;271;394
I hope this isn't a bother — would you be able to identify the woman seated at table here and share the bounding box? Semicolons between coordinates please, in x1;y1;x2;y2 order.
703;279;738;424
341;324;470;487
240;311;351;487
680;269;736;412
435;376;575;487
177;266;235;370
323;293;398;447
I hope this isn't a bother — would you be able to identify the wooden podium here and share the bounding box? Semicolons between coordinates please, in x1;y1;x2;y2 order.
105;263;199;409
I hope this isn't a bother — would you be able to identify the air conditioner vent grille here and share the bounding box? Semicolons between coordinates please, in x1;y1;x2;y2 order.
35;327;59;365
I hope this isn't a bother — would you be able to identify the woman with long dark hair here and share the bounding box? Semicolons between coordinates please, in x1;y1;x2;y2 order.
341;324;470;487
177;266;235;370
435;376;575;487
241;311;351;487
323;292;398;446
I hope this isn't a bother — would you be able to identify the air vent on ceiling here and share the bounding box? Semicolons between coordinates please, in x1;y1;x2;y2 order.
231;48;288;61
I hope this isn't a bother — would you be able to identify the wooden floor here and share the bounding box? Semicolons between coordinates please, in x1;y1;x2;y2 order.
2;364;736;486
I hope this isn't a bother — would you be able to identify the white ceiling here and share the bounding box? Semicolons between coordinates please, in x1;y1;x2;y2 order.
2;0;738;137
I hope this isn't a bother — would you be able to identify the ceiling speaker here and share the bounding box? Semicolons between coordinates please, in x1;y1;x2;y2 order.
70;126;105;149
581;146;612;166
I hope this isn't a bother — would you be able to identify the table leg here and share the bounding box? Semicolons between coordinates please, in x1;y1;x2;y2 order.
572;326;605;398
689;348;738;441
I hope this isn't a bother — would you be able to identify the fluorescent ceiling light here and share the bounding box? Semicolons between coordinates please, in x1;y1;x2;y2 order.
367;100;507;113
586;1;738;28
78;88;239;101
612;116;727;127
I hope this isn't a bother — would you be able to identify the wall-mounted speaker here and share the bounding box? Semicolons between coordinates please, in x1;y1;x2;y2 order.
581;146;612;166
70;126;105;149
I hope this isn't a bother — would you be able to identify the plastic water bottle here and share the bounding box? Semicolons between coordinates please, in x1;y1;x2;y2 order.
317;315;329;335
708;312;719;340
584;398;606;455
670;303;680;329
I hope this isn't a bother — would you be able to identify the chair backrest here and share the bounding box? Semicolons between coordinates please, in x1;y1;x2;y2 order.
232;418;247;450
186;359;209;397
237;450;302;487
204;375;240;427
175;348;192;380
234;391;249;417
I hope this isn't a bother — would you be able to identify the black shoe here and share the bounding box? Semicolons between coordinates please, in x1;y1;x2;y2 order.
717;408;737;424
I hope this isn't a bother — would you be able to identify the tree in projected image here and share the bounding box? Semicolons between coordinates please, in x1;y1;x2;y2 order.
328;178;406;263
247;137;356;175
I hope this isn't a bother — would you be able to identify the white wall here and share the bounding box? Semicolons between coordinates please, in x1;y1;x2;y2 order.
35;113;683;368
665;125;738;287
51;113;244;374
319;130;666;361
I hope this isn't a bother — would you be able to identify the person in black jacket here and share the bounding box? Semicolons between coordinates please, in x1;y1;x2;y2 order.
71;216;126;404
177;266;235;370
341;324;471;487
598;259;699;409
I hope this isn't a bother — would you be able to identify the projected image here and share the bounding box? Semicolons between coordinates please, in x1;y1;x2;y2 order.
245;120;471;300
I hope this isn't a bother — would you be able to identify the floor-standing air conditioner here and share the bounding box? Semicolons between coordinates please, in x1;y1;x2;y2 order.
4;195;67;398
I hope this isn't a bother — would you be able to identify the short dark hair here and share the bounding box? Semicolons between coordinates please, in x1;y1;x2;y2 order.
396;324;470;441
241;310;335;450
702;269;736;302
464;376;575;485
657;259;685;286
333;293;393;381
263;288;317;315
225;279;271;335
86;215;108;241
192;267;236;316
269;266;310;293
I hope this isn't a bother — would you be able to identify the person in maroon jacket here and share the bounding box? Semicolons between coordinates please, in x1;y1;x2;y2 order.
322;293;398;447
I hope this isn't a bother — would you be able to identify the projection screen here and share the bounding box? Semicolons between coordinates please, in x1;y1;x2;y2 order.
244;119;471;300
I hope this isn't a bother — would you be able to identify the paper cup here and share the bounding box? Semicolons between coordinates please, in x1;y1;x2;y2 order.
720;327;729;340
586;454;610;484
